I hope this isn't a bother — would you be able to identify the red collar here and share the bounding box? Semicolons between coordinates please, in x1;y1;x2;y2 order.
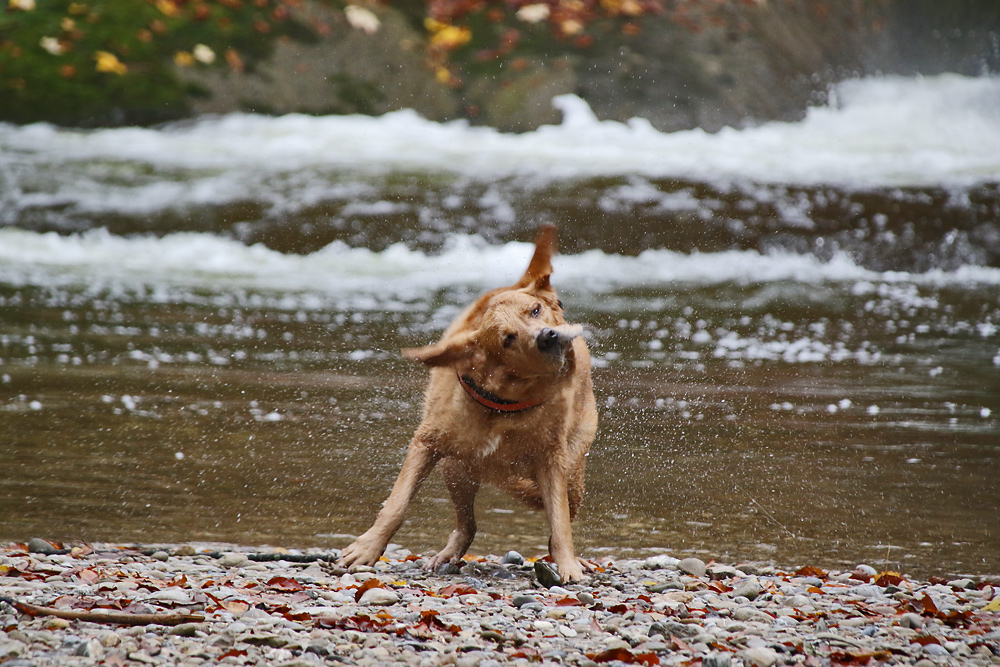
457;373;541;413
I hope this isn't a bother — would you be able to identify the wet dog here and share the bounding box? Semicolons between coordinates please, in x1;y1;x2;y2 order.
338;225;598;582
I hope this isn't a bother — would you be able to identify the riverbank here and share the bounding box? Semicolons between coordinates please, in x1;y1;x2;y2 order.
2;541;997;666
2;0;998;129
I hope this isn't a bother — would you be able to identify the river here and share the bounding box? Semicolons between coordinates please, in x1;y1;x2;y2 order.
1;74;998;578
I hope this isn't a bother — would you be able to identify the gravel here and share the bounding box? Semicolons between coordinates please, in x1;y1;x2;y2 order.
1;541;998;666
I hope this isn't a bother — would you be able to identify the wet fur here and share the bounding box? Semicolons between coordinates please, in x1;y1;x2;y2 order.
337;225;598;582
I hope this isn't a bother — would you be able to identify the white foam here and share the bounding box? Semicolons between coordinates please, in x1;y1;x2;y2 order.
2;229;998;302
1;74;998;209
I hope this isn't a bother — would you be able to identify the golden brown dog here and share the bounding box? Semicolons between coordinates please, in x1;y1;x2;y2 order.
338;225;598;582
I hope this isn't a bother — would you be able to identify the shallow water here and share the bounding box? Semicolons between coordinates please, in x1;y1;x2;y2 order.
1;75;999;579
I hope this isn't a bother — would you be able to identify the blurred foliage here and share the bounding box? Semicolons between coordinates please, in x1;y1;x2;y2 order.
0;0;691;126
0;0;312;125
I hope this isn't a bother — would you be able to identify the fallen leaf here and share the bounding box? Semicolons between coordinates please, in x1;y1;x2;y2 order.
355;578;384;602
796;566;827;578
267;576;304;592
587;647;659;665
439;583;476;597
875;572;903;587
220;599;250;615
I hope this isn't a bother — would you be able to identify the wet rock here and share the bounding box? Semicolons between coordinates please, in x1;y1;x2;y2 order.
898;612;924;629
27;538;59;555
677;558;707;577
175;545;197;557
511;595;537;609
150;550;169;562
533;561;561;588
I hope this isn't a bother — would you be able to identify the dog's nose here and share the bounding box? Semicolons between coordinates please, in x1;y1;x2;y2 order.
536;327;560;352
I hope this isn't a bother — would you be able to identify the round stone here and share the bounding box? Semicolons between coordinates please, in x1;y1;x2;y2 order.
677;557;707;577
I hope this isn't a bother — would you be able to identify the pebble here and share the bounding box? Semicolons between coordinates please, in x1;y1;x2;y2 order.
359;587;400;606
677;557;707;577
500;551;524;566
1;541;996;667
732;576;762;600
218;552;249;568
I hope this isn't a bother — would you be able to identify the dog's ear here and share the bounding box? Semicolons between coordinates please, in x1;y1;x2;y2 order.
514;224;556;293
401;330;476;367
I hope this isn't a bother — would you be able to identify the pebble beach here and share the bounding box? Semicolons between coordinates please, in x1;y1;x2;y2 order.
2;540;998;667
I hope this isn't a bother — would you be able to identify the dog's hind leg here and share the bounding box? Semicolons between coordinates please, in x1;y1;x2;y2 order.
426;459;479;572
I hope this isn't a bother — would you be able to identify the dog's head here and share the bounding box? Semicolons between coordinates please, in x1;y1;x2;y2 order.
402;225;583;382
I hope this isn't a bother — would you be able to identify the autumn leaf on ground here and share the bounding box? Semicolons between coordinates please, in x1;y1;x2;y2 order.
796;566;828;578
354;578;385;602
439;583;476;597
267;576;304;592
587;647;659;665
875;571;903;587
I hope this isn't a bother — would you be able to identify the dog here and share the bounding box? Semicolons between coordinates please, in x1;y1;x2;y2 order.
337;225;598;582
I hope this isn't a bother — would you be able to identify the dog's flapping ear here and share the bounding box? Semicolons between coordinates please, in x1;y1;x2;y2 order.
401;330;476;367
514;224;556;293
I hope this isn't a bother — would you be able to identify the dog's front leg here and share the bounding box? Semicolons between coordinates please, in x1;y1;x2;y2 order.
536;464;585;583
338;438;440;568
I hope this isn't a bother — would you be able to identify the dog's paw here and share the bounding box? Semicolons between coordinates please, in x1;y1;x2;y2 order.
424;550;463;575
337;536;385;568
556;558;586;584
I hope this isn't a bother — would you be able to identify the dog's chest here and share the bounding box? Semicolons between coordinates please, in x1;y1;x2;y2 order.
480;433;503;457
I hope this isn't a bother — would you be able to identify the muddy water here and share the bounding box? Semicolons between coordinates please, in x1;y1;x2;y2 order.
1;248;997;579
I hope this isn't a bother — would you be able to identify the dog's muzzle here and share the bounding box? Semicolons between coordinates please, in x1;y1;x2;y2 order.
536;324;583;356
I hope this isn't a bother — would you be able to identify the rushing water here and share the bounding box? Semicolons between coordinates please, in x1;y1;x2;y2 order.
1;74;998;578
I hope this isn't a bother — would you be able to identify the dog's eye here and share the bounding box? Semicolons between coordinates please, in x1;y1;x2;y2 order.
503;333;518;348
530;304;541;318
558;299;564;310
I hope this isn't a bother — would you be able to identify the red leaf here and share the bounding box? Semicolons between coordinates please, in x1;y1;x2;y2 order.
439;584;477;597
355;578;385;602
219;649;248;659
587;648;659;665
555;596;583;606
796;566;827;578
875;572;903;587
607;604;629;614
511;647;542;661
918;594;939;615
77;569;99;584
267;576;305;592
912;635;941;646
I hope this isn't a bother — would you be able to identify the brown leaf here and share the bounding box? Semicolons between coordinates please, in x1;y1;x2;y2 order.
874;571;903;587
796;566;827;578
355;578;385;602
267;576;304;592
587;647;659;665
439;583;477;597
918;594;939;615
555;596;582;606
220;599;250;615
